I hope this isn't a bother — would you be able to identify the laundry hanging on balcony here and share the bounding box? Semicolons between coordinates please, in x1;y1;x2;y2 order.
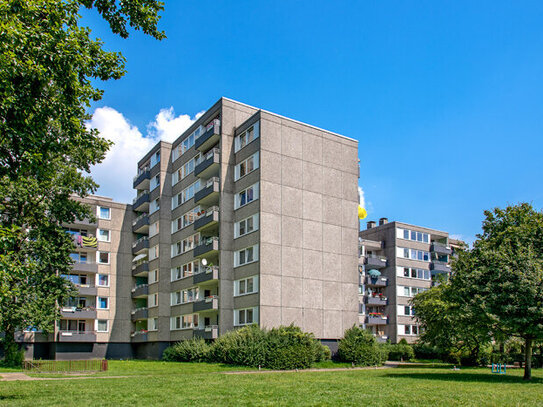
81;235;97;248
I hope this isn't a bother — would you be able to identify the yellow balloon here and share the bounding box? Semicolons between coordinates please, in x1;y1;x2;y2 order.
358;205;367;220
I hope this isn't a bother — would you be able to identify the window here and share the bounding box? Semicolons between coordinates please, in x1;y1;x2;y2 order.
235;152;259;181
235;182;259;209
150;198;160;214
149;221;159;237
97;229;110;242
235;244;259;267
170;314;199;330
397;228;430;243
97;252;109;264
400;286;428;297
402;325;419;335
234;276;259;296
149;318;158;331
171;233;200;257
149;269;159;284
171;287;199;306
400;305;416;316
149;245;159;261
61;274;87;285
172;180;201;209
399;267;431;280
97;274;109;287
70;252;88;264
150;151;160;168
96;320;108;332
234;307;259;326
171;261;200;281
98;206;110;220
234;122;260;152
150;174;160;191
398;247;430;262
148;293;158;308
171;206;200;233
235;214;259;238
98;297;109;309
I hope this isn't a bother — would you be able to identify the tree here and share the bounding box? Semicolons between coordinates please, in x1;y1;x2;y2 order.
0;0;164;365
452;203;543;380
412;281;492;365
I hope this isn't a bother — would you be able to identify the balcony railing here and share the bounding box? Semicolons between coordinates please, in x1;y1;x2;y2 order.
365;254;387;269
72;261;98;273
430;260;450;273
365;275;388;287
194;236;219;258
194;206;219;231
132;236;149;255
193;325;218;340
131;307;148;321
131;331;148;342
132;284;149;298
132;191;150;211
57;330;97;342
133;167;150;189
431;241;452;256
193;295;219;312
76;284;97;296
195;119;220;152
366;315;388;325
194;148;220;178
194;177;220;205
132;261;149;277
193;266;219;284
365;296;388;306
60;307;97;319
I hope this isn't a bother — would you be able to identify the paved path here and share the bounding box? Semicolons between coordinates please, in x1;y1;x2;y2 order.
0;373;128;381
222;361;400;375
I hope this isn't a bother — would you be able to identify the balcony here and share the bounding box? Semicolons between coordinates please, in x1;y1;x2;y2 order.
57;331;97;342
376;335;388;344
73;261;98;274
132;261;149;277
132;213;150;234
132;284;149;298
194;237;219;258
132;236;149;255
365;276;388;287
365;255;387;269
133;167;150;189
194;266;219;285
60;307;96;319
193;325;219;340
71;234;98;251
366;315;388;325
131;307;148;321
195;119;220;152
77;285;97;296
132;191;150;212
365;296;388;306
194;177;219;206
193;296;219;312
194;207;219;232
131;331;148;343
431;242;452;256
194;148;220;178
430;260;450;274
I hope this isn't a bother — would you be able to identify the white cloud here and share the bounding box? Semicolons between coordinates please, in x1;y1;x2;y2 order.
358;186;366;208
87;106;203;203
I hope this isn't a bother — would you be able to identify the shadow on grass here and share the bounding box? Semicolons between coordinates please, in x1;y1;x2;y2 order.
395;363;454;369
385;371;543;384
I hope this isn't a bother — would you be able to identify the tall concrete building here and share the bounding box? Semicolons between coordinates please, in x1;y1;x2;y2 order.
17;195;134;360
358;218;463;344
129;97;360;357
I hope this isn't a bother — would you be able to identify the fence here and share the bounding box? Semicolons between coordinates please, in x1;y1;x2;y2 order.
22;359;108;373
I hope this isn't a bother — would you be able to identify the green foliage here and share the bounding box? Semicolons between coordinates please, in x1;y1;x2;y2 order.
412;343;447;360
211;325;268;367
384;343;415;362
337;326;385;366
265;325;321;370
162;338;212;363
0;338;24;367
0;0;164;364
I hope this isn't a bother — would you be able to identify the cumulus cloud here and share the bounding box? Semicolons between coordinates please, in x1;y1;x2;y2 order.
87;106;202;203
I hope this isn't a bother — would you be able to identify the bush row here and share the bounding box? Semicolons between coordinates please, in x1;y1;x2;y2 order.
162;324;331;370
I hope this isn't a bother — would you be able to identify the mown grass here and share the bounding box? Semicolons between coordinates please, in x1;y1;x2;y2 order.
1;361;542;406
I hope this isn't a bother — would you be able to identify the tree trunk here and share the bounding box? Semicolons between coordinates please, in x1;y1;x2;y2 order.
524;337;532;381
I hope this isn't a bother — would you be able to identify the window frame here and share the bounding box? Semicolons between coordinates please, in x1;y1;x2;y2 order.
97;206;111;220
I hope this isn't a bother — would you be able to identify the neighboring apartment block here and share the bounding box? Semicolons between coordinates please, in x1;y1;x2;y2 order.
17;196;134;360
358;218;463;344
129;97;360;357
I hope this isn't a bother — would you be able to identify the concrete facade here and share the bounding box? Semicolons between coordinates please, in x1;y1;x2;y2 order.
358;218;463;344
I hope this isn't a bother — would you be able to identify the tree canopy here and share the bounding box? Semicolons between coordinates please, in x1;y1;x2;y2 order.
0;0;164;365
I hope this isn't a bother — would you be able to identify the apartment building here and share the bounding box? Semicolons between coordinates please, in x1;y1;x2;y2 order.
130;97;360;357
358;218;463;344
17;196;134;360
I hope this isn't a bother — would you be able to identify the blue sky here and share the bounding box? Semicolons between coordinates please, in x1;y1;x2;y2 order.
83;1;543;244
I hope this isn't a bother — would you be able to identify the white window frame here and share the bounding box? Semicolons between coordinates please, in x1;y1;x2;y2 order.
234;122;260;152
96;274;109;287
149;269;159;284
149;221;159;237
150;174;160;191
233;307;259;326
97;251;110;265
148;293;158;308
150;198;160;214
97;206;111;220
171;233;200;258
171;260;200;281
96;319;109;332
97;229;110;243
234;275;259;297
234;182;259;210
234;214;259;239
234;244;259;267
234;152;259;181
149;245;159;261
149;317;158;331
97;297;109;310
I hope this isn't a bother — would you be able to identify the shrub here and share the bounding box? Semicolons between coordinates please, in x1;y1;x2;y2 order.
265;325;321;370
412;343;446;361
386;343;415;361
212;325;268;367
162;338;211;362
313;342;332;362
337;326;384;366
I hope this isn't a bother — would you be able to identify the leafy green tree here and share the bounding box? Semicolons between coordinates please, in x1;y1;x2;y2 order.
453;203;543;380
0;0;164;365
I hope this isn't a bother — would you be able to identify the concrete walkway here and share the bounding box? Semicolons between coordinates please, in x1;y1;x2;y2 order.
0;373;128;381
222;361;400;375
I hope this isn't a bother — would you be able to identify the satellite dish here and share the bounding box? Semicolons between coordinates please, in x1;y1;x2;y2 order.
201;259;208;266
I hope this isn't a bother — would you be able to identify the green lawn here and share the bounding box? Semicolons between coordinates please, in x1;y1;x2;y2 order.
1;361;542;406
